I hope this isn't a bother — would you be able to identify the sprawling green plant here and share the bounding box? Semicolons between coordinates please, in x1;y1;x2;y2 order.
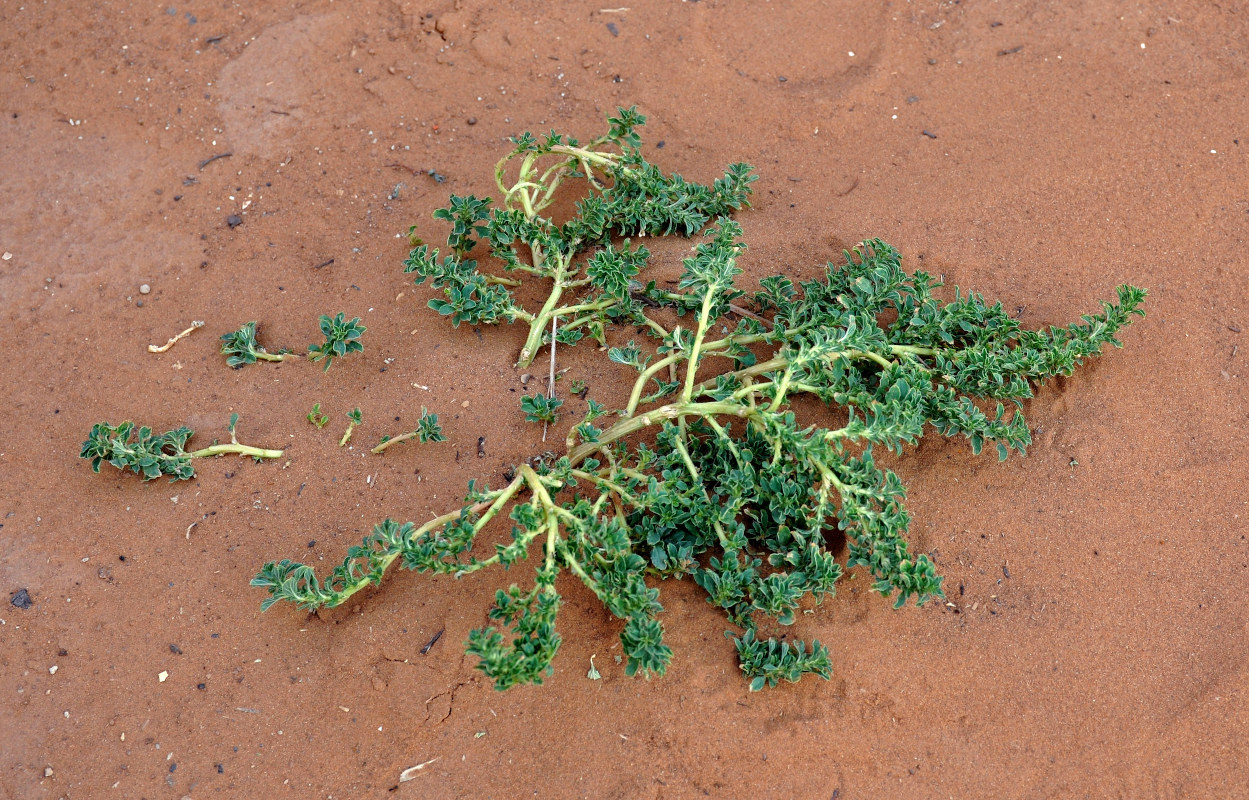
254;109;1146;691
82;414;283;481
308;313;366;372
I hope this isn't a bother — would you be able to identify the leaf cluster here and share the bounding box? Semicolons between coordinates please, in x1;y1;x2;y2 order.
402;106;757;367
307;313;366;372
80;421;196;481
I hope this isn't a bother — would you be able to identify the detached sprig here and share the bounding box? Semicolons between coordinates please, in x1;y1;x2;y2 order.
256;111;1147;692
372;407;446;454
339;408;363;447
82;414;283;481
223;313;365;372
221;322;295;367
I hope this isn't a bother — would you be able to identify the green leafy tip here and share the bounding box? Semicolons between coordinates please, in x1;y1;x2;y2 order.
308;313;366;372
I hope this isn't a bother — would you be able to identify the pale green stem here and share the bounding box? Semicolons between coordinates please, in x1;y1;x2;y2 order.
567;400;751;466
190;443;284;460
626;353;685;416
680;292;718;403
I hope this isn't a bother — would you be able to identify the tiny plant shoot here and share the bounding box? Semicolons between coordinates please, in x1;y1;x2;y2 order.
83;414;283;481
339;408;363;447
372;407;446;454
307;403;329;429
308;313;366;372
255;108;1146;692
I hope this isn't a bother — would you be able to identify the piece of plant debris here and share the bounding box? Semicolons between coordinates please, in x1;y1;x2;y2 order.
339;408;363;447
83;414;283;481
308;313;366;372
307;403;329;429
372;407;446;454
254;108;1146;692
221;321;296;367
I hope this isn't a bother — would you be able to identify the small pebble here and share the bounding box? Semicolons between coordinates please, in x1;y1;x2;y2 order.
466;117;477;125
49;665;58;675
44;767;53;778
139;284;151;294
2;252;12;260
226;214;242;228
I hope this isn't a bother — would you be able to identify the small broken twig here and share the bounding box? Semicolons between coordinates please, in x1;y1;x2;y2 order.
198;152;233;170
420;627;446;654
399;758;440;782
148;320;205;353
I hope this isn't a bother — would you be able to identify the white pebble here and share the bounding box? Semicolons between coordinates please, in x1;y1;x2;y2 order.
139;284;151;294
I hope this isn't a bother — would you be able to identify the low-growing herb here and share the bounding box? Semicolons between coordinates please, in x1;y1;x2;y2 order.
308;313;366;372
221;321;295;367
340;408;363;447
307;403;329;429
372;407;446;454
256;111;1146;692
83;414;283;481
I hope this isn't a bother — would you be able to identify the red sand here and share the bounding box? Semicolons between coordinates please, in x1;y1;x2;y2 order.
2;2;1246;797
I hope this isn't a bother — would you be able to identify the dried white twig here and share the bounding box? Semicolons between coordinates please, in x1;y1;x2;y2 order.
399;757;440;781
148;321;205;353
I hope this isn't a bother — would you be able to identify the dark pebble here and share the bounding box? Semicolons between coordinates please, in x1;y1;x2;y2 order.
197;683;207;690
226;214;242;228
169;643;183;655
606;22;619;36
136;300;143;307
10;588;32;609
906;95;919;104
466;117;477;125
778;76;787;83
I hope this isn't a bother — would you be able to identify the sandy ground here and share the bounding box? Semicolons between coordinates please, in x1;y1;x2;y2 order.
2;1;1246;798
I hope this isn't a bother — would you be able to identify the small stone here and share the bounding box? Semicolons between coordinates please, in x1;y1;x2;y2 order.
466;117;477;125
520;373;532;385
139;284;151;294
226;214;242;228
44;767;53;778
49;665;58;675
10;588;32;609
158;670;169;682
2;252;12;260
